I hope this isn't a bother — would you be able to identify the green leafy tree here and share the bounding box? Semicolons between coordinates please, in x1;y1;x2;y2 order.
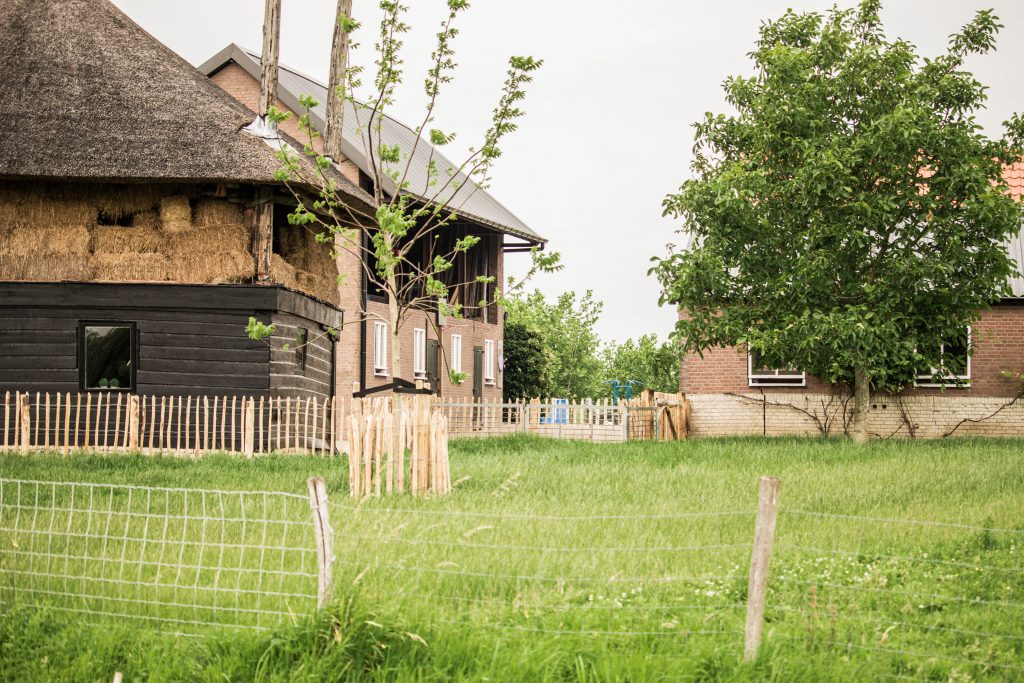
652;1;1024;442
266;1;561;377
504;290;604;399
502;319;549;400
600;334;682;397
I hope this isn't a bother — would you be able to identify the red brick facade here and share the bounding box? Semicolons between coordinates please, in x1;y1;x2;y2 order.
680;304;1024;399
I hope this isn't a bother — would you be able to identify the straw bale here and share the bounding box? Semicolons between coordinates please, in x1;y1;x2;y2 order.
131;209;161;229
193;199;244;228
1;224;91;259
92;224;166;254
166;223;249;255
269;254;300;290
160;195;192;234
0;254;94;281
91;252;169;281
297;271;340;305
169;250;255;284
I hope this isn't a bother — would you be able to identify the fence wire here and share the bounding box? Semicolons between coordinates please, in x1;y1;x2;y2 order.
0;478;318;634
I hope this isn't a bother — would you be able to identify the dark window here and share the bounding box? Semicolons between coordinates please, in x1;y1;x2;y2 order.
79;323;136;390
916;328;971;387
295;327;308;372
748;350;806;386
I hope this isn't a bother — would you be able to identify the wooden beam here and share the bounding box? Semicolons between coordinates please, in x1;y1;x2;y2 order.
249;189;274;282
258;0;282;119
324;0;353;160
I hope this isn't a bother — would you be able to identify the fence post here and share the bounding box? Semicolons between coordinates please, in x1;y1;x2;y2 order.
20;392;31;453
242;397;255;458
621;405;629;442
744;476;781;661
307;476;334;608
127;395;140;451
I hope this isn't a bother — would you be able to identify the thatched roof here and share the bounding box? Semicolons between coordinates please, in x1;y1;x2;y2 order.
0;0;372;209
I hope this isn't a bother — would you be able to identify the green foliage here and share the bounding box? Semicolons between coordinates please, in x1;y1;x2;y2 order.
600;334;682;397
652;1;1024;392
501;319;548;400
245;317;276;342
505;290;604;399
4;439;1024;681
448;369;466;385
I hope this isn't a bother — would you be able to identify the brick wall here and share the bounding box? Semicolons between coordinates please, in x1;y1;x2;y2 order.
680;304;1024;437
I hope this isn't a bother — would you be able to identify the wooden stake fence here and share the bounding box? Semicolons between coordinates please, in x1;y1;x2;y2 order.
348;393;451;497
744;476;781;661
0;391;339;457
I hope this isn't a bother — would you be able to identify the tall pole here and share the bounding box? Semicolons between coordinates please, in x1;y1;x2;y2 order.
257;0;282;121
325;0;353;160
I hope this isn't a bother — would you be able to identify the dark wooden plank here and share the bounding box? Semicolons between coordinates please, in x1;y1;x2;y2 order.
140;332;266;350
2;343;76;357
140;346;269;363
139;371;268;390
0;282;279;312
0;355;76;369
144;358;267;375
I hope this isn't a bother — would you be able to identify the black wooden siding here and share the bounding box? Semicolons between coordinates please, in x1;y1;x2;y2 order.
1;283;342;448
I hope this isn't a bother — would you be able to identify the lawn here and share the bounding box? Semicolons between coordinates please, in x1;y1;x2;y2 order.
1;436;1023;682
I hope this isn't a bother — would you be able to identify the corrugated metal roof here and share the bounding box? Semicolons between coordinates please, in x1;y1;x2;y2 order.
199;44;543;244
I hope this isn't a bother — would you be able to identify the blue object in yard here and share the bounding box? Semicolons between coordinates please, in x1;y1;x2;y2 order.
605;379;643;405
541;398;569;424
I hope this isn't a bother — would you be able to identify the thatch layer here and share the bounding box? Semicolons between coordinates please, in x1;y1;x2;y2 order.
91;252;169;281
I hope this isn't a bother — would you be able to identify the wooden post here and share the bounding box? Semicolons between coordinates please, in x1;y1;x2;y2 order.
243;397;255;458
306;476;334;608
19;393;30;453
127;395;141;452
324;0;353;160
744;476;781;662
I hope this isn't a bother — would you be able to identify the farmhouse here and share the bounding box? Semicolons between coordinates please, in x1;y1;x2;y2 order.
0;0;544;407
678;164;1024;438
200;44;546;402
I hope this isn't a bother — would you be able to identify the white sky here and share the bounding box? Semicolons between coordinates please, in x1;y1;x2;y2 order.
112;0;1024;343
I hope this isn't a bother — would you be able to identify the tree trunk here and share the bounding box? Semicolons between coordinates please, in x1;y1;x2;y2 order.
257;0;282;119
851;366;870;443
388;286;401;379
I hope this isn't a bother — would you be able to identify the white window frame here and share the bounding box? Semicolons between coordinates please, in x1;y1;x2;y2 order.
450;334;462;375
413;328;427;379
484;339;495;384
914;327;972;388
373;322;388;376
747;350;806;387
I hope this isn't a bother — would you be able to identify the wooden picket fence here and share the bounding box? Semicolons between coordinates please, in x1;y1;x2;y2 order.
348;394;451;497
1;390;338;457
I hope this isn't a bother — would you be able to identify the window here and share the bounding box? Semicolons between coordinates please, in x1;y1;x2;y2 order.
484;339;495;384
294;327;308;372
747;350;806;387
413;328;427;379
373;322;388;376
915;328;971;388
79;322;135;391
450;334;463;374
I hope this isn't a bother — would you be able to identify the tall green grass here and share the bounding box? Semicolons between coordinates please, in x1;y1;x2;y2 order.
1;436;1023;681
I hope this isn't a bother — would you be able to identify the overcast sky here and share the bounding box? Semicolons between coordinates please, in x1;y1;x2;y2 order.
112;0;1024;343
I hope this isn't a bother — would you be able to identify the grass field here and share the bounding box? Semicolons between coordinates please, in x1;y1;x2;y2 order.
1;435;1023;682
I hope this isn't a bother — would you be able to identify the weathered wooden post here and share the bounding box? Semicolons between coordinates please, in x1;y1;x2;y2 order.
307;476;334;608
242;397;255;458
127;395;141;452
19;392;30;453
744;476;781;661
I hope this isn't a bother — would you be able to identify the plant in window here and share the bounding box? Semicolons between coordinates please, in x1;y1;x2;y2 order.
449;369;466;385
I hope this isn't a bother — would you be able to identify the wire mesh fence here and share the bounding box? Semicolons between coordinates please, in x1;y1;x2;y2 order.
0;478;319;633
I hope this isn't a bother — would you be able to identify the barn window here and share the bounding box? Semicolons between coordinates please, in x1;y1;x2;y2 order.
484;339;495;384
294;327;308;372
915;328;971;388
79;322;136;391
413;328;427;379
747;350;806;387
373;322;388;376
